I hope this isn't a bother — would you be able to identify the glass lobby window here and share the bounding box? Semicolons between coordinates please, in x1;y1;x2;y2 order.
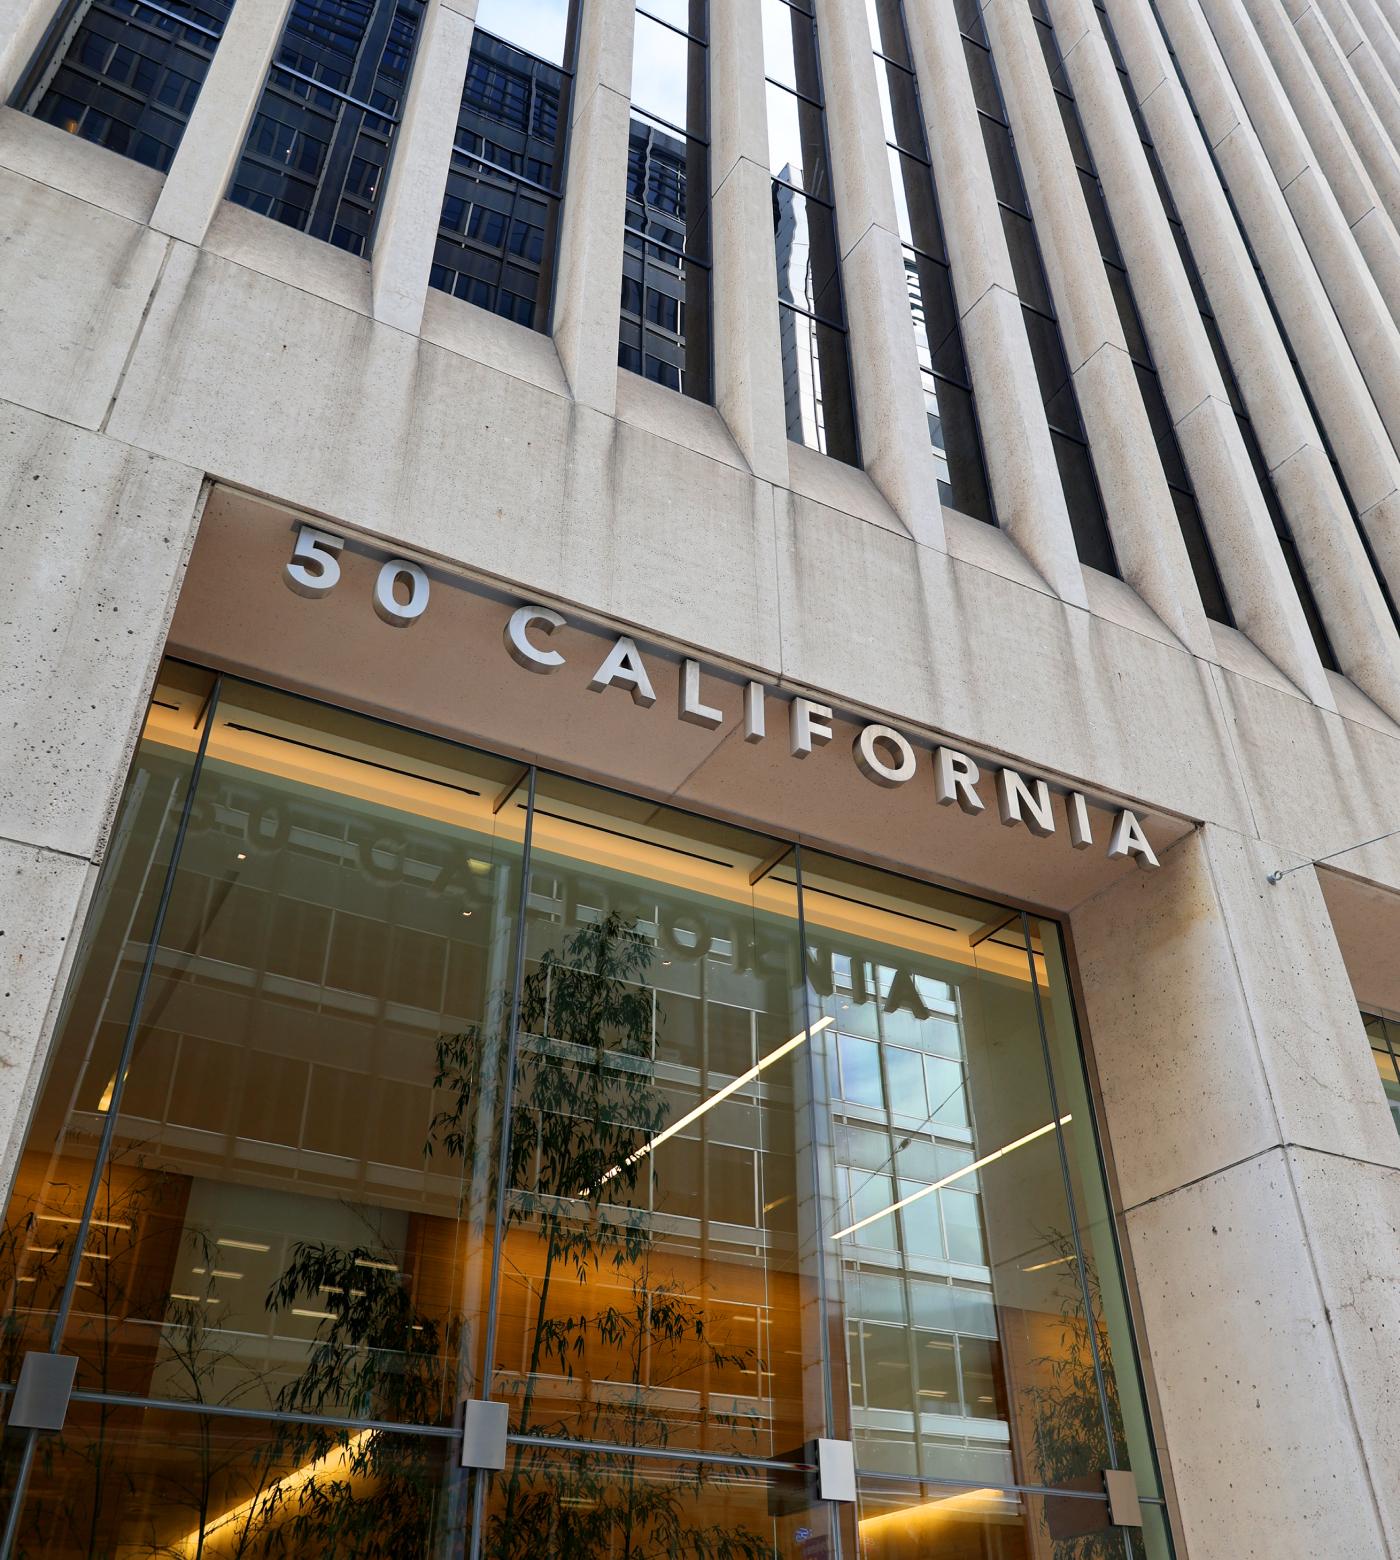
490;775;825;1464
617;2;712;398
1365;1012;1400;1133
1;670;527;1473
960;0;1118;575
1031;1;1230;624
429;1;577;329
17;0;234;173
866;0;994;523
762;0;860;465
227;0;426;255
0;662;1172;1556
799;852;1163;1516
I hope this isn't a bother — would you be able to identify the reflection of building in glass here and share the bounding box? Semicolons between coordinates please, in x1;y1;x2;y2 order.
619;117;689;392
0;665;1159;1553
17;0;234;171
430;27;569;328
773;170;827;454
228;0;426;254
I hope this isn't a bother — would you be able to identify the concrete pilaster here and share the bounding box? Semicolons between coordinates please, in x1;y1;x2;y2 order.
1049;0;1338;711
1108;0;1400;719
983;0;1214;657
902;0;1089;605
814;0;944;550
148;0;291;246
1122;0;1400;613
1167;0;1400;449
1072;824;1400;1560
709;0;789;484
0;404;205;1190
1322;0;1400;153
370;0;476;334
548;0;633;416
1231;0;1400;315
1289;0;1400;232
0;0;55;100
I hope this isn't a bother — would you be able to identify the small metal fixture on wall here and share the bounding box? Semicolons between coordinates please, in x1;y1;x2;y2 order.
1267;827;1400;884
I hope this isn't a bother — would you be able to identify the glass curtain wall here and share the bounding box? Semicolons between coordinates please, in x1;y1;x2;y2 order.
429;1;577;329
1028;0;1230;624
958;0;1118;575
761;0;859;465
864;0;994;523
1364;1012;1400;1133
617;1;711;398
16;0;234;172
0;663;1172;1558
227;0;426;254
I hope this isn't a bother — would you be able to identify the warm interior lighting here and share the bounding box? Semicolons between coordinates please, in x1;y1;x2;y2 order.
858;1486;1007;1542
590;1017;835;1192
171;1429;372;1557
217;1238;271;1253
353;1258;398;1272
1022;1252;1078;1274
37;1215;131;1231
831;1115;1072;1241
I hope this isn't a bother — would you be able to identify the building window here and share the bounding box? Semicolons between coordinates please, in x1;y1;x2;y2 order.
0;662;1174;1553
762;0;859;465
17;0;234;173
617;2;711;401
227;0;425;256
429;0;577;331
960;0;1118;574
867;0;994;522
1365;1012;1400;1133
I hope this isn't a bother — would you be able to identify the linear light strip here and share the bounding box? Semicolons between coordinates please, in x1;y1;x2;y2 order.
594;1016;835;1190
830;1114;1072;1241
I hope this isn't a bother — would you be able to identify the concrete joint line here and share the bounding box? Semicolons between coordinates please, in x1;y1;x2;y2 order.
0;832;95;866
1121;1136;1400;1215
838;219;887;263
1348;203;1381;230
1070;337;1133;380
1359;484;1400;516
1057;22;1093;58
1279;1153;1395;1544
1263;435;1313;475
99;235;176;436
957;278;1007;321
1171;390;1218;430
1136;71;1172;110
710;154;766;204
1279;161;1316;196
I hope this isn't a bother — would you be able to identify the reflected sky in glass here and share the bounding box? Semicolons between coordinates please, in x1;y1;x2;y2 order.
761;0;801;90
475;0;570;64
638;0;694;30
631;11;692;129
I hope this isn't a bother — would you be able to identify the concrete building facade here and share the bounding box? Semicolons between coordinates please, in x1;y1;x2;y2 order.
0;0;1398;1553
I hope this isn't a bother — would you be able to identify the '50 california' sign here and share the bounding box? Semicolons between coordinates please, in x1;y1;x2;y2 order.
283;523;1160;870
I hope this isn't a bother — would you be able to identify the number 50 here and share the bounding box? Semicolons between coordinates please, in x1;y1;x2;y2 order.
283;524;430;628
